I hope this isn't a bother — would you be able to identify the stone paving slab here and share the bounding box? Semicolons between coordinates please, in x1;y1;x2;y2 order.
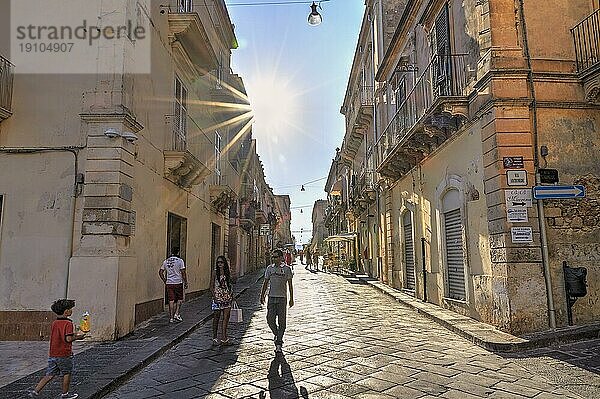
101;268;591;399
365;278;600;352
0;269;264;399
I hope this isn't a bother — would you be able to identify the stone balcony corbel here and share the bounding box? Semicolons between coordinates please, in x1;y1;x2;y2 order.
164;150;211;188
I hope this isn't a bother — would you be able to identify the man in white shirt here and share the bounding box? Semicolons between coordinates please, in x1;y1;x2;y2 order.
159;248;188;323
260;249;294;353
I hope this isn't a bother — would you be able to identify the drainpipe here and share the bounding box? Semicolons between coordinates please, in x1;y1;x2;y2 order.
368;3;383;282
0;147;82;298
421;237;427;302
516;0;556;328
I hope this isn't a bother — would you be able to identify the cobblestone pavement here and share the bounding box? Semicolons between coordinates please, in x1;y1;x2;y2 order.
103;267;597;399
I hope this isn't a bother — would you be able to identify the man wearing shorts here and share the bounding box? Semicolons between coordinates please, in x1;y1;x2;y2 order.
159;248;188;323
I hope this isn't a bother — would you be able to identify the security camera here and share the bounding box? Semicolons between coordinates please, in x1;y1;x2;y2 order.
121;131;139;143
104;128;119;138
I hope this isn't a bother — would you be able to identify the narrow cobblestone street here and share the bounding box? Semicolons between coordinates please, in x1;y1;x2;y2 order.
102;267;599;399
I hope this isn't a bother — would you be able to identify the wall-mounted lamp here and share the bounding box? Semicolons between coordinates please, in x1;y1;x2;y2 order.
104;128;139;143
121;131;139;143
307;2;323;26
104;128;119;138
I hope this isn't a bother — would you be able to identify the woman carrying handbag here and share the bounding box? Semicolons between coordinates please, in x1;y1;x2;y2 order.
210;256;234;346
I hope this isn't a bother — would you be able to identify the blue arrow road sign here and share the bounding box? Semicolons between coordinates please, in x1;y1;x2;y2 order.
533;185;585;199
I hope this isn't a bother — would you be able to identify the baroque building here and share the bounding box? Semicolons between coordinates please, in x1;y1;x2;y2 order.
0;0;276;340
329;0;600;335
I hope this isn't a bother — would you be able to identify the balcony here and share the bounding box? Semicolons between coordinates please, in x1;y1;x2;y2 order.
255;208;268;224
350;168;376;213
240;202;256;231
572;9;600;103
342;84;374;158
376;54;470;179
167;2;218;72
210;173;236;213
163;125;211;188
0;55;14;121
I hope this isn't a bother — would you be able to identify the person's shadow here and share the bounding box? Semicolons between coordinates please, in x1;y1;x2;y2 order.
258;353;309;399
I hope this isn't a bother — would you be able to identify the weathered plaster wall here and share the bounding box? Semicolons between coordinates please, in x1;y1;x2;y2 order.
0;153;75;309
390;123;492;320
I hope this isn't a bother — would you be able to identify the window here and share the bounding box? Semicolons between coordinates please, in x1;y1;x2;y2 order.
214;131;222;184
402;211;416;291
178;0;193;13
442;189;466;300
174;77;188;151
433;4;452;96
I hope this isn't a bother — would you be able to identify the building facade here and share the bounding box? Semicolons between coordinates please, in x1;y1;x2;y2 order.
273;195;292;248
0;0;275;340
332;0;600;335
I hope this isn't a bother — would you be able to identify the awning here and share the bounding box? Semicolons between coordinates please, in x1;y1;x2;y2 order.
324;233;357;242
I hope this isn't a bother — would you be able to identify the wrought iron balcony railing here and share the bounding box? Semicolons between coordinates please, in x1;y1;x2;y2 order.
0;55;14;119
572;8;600;73
377;54;469;168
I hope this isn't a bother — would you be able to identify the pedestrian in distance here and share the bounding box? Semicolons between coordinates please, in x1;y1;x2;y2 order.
260;248;294;353
305;250;312;271
159;248;188;323
28;299;86;399
211;255;234;346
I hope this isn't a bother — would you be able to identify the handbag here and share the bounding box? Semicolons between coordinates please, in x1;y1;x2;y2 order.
230;301;243;323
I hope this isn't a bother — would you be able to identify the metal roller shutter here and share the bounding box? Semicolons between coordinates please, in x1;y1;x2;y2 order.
403;213;416;291
444;208;466;300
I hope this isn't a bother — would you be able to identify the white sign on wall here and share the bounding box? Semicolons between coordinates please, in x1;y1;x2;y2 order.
511;227;533;243
505;189;533;208
507;208;528;223
507;170;528;186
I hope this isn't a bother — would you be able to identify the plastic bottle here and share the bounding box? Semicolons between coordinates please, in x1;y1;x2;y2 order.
80;312;91;333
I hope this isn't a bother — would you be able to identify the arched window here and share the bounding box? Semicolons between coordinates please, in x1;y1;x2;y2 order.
442;188;466;300
402;211;416;291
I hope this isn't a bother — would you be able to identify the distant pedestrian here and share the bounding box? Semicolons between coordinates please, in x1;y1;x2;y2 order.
28;299;86;399
260;249;294;353
159;248;188;323
211;255;234;346
305;250;312;270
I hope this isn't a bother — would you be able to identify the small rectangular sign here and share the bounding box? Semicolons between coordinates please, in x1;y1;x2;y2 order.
259;224;270;235
539;169;559;184
503;156;524;169
505;189;533;208
507;170;528;186
507;207;528;223
532;185;585;199
511;227;533;243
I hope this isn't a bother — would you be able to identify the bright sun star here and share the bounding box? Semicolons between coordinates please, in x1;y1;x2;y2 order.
248;76;298;135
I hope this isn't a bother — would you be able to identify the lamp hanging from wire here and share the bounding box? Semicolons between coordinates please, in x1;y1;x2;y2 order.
307;2;322;26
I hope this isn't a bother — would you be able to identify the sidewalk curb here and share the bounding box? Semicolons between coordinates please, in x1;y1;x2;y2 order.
0;271;265;399
362;278;600;353
82;272;265;399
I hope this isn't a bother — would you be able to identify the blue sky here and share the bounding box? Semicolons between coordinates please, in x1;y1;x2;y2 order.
227;0;365;244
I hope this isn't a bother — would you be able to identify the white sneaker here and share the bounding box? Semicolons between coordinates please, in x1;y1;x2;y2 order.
174;314;183;322
61;393;79;399
169;318;174;323
27;390;39;398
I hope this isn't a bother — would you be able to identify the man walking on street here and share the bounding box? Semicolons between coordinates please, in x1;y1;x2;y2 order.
159;248;188;323
260;249;294;353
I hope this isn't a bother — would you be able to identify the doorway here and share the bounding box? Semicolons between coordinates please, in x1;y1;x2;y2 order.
167;212;187;262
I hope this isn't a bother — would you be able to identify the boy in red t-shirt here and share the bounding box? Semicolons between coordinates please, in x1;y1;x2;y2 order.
28;299;86;399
